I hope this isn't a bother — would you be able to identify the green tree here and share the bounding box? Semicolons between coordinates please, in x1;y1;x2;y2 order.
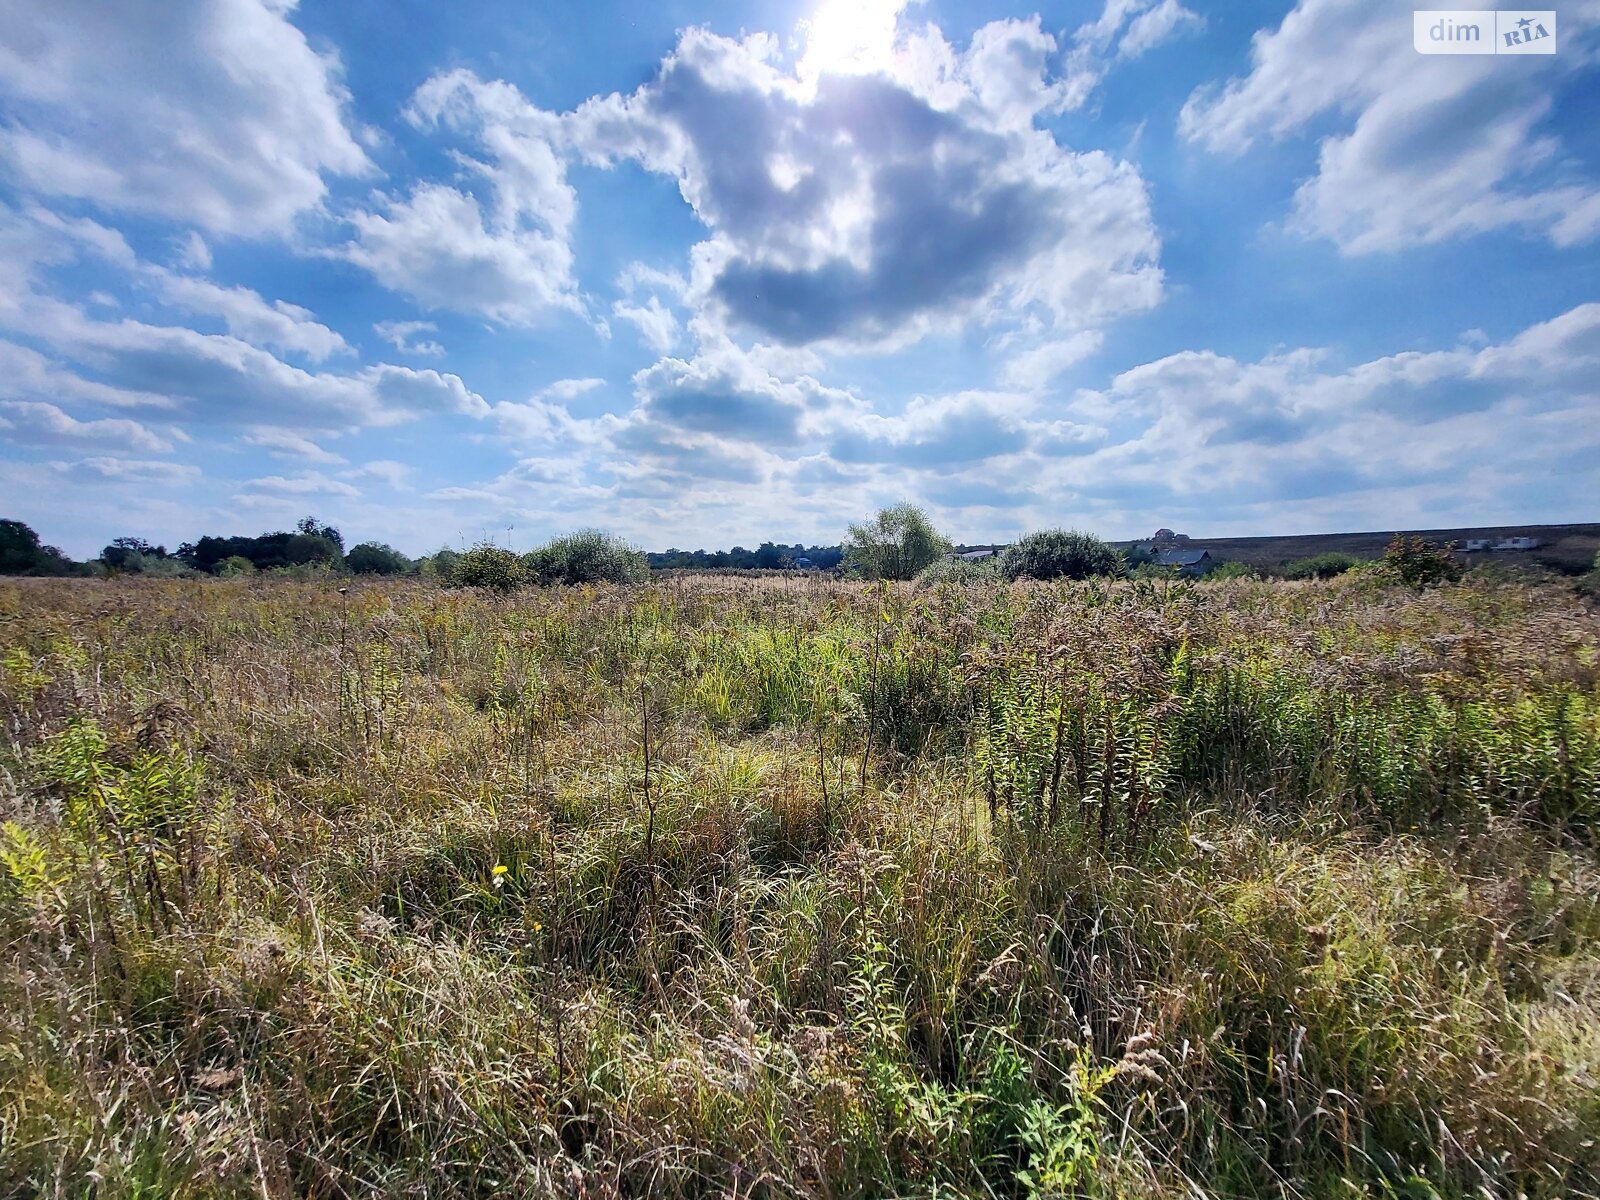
0;519;80;576
999;530;1121;582
296;516;344;552
843;504;951;581
345;541;412;575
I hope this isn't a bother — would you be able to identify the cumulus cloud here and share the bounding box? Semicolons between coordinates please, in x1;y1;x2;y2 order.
565;19;1163;351
154;271;352;361
0;205;487;432
0;399;173;453
1179;0;1600;253
1047;304;1600;529
342;71;580;323
0;0;370;235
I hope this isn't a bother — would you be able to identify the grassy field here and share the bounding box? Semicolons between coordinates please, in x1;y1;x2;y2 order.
1122;523;1600;574
2;572;1599;1198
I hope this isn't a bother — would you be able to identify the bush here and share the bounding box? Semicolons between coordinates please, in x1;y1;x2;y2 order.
1202;560;1257;581
346;541;412;576
523;529;648;586
449;544;527;592
1282;552;1362;580
843;504;951;580
217;556;256;578
1380;534;1462;589
915;554;1000;586
999;530;1121;581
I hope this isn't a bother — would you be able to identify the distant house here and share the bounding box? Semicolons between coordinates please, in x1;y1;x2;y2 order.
1154;548;1212;577
792;557;816;570
1152;528;1190;545
955;549;996;561
1492;536;1539;551
1461;539;1492;552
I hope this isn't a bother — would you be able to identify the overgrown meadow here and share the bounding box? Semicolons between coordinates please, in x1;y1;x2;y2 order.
2;572;1598;1198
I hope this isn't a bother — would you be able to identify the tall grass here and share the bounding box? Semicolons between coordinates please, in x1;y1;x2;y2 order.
1;571;1597;1197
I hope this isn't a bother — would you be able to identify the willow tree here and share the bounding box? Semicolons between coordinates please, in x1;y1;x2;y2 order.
843;504;951;581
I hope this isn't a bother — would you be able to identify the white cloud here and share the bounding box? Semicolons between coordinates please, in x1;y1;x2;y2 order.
58;457;201;486
241;427;346;464
1043;304;1600;530
174;232;212;272
1179;0;1600;253
354;460;411;489
999;331;1104;390
613;295;680;353
239;471;361;498
0;399;173;453
567;20;1163;352
373;319;445;356
1058;0;1205;109
1118;0;1205;60
154;271;351;361
343;71;580;323
0;0;370;235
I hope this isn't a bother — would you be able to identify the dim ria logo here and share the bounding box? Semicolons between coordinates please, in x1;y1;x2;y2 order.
1415;10;1556;54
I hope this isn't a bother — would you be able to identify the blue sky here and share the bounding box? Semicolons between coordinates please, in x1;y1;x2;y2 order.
1;0;1597;558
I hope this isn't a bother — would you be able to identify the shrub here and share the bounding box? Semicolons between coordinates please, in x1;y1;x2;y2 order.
1380;534;1462;589
449;543;527;591
523;529;648;586
217;556;256;578
418;548;462;579
915;554;1000;586
1282;552;1362;580
843;504;951;580
999;530;1121;582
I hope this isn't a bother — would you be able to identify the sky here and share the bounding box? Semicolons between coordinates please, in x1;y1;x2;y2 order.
0;0;1597;559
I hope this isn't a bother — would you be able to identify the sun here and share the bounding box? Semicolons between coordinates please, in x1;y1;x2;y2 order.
798;0;903;80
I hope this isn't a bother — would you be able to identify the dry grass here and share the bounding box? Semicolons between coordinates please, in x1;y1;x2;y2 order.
1;571;1598;1198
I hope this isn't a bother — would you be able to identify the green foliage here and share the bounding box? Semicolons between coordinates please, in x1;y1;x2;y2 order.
1201;560;1256;581
999;529;1121;581
1381;534;1464;588
915;554;1000;586
0;518;81;576
345;541;412;575
523;528;648;586
217;555;256;577
844;503;951;580
448;542;527;591
1282;551;1362;580
417;547;462;579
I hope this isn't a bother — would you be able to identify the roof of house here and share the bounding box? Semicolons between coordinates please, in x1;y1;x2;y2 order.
956;549;996;560
1155;549;1210;566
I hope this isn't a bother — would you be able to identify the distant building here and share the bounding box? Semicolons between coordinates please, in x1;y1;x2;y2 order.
1492;536;1539;551
1154;548;1212;577
1461;539;1492;552
792;557;816;570
955;549;996;561
1151;528;1190;546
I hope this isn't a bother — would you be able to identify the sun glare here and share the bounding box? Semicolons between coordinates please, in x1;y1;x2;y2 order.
798;0;903;80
